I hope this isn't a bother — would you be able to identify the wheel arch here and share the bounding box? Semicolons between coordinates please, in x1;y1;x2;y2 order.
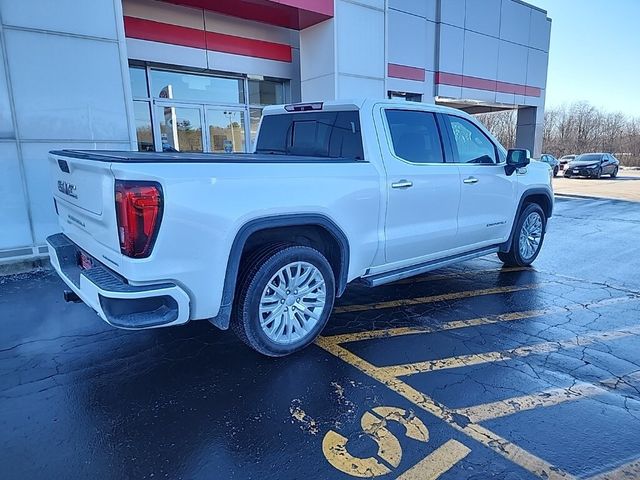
500;188;553;253
209;214;350;330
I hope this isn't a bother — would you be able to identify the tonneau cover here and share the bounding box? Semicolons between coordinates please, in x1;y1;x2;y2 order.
50;150;360;163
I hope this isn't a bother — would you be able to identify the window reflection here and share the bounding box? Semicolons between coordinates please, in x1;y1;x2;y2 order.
133;101;154;151
158;106;203;152
249;80;284;106
208;110;246;153
150;70;245;104
130;67;148;98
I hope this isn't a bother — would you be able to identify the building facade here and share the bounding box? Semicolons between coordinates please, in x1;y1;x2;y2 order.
0;0;550;263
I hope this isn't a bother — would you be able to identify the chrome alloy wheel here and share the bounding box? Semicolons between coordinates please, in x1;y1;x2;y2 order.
258;261;327;345
519;211;543;261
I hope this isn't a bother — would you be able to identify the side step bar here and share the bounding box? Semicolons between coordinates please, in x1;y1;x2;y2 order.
360;246;500;287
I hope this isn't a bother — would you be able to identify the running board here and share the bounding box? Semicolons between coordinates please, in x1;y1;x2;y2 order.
360;246;500;287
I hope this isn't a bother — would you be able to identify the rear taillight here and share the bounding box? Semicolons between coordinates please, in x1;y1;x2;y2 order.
114;180;163;258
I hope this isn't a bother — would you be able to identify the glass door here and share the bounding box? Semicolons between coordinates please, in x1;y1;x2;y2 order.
154;102;205;152
205;108;247;153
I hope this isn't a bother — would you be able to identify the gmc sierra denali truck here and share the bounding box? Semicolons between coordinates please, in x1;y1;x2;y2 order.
47;99;553;356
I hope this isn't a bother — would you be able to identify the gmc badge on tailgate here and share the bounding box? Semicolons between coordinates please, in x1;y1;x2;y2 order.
57;180;78;199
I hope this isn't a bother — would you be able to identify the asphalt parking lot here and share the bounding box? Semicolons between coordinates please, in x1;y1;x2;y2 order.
553;168;640;202
2;196;640;480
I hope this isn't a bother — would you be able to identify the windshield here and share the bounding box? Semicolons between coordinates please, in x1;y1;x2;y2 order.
575;154;603;162
561;155;575;160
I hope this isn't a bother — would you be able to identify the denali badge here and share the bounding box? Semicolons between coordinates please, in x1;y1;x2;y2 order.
57;180;78;199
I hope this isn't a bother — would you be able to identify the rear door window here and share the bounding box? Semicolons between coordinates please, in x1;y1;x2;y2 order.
384;109;444;163
255;111;364;160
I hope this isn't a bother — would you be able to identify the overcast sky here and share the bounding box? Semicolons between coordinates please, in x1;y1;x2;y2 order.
530;0;640;116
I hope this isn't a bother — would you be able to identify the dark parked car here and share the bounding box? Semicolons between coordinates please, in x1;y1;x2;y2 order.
539;154;560;176
559;154;577;170
564;153;620;179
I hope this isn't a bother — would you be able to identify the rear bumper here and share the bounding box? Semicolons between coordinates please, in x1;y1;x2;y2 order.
46;233;190;329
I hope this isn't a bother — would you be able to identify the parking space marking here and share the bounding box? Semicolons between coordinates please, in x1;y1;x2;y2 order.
333;283;543;314
380;324;640;377
456;383;607;423
392;266;531;285
586;457;640;480
396;439;471;480
315;337;575;479
325;294;640;344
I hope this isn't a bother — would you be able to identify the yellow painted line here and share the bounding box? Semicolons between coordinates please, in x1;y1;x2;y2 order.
587;457;640;480
314;337;575;480
391;266;531;285
396;439;471;480
456;382;607;423
333;283;542;314
323;294;640;345
380;325;640;377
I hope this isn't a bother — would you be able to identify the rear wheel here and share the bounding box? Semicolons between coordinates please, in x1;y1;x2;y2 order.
498;203;546;267
232;245;335;357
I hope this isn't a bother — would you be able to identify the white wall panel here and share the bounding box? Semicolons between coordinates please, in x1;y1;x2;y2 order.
497;40;528;85
526;48;548;88
301;74;336;101
389;0;437;21
463;31;499;80
126;38;207;69
207;51;297;79
529;12;551;52
0;46;13;138
123;0;204;29
496;92;516;106
300;19;335;82
465;0;501;37
500;0;532;46
438;24;464;74
461;87;496;103
0;142;32;249
336;1;384;78
337;74;384;98
5;29;130;142
439;0;465;27
436;84;462;99
388;9;429;68
0;0;118;39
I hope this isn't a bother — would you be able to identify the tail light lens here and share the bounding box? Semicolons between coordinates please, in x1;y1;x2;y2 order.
115;180;163;258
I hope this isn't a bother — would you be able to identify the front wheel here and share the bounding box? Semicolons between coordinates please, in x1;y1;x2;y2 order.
498;204;546;267
232;245;335;357
553;166;559;177
611;167;618;178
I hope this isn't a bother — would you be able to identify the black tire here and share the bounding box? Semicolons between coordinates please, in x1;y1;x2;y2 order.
553;166;559;177
498;203;546;267
564;172;572;178
594;168;602;179
611;167;618;178
231;245;335;357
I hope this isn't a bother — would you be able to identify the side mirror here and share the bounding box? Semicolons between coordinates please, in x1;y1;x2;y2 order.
505;149;530;175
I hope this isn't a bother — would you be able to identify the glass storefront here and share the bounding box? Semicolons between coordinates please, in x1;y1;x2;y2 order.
130;66;286;153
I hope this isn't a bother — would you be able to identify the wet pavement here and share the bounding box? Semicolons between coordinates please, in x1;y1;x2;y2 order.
1;196;640;480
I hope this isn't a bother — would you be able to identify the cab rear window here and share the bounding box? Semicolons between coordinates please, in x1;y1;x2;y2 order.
256;111;365;160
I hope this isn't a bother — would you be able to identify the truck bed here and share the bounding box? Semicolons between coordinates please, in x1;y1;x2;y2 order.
50;150;361;164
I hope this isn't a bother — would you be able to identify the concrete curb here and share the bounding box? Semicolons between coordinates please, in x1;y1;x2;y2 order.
0;257;51;276
555;193;639;203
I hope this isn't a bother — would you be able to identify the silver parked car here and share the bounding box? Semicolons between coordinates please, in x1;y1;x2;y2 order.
539;154;560;177
558;154;577;171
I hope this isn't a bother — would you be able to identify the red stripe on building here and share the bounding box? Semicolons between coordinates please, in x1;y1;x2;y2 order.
205;31;292;62
435;71;542;98
123;16;292;62
124;16;206;49
387;63;426;82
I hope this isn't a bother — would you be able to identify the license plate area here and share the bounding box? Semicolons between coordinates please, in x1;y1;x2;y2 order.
78;250;94;270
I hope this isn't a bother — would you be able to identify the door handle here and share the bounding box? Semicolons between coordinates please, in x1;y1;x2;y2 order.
391;180;413;189
463;177;479;184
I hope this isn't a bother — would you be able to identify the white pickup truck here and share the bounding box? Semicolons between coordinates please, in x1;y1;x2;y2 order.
47;99;553;356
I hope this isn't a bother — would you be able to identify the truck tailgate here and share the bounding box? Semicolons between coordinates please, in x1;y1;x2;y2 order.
49;152;121;256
